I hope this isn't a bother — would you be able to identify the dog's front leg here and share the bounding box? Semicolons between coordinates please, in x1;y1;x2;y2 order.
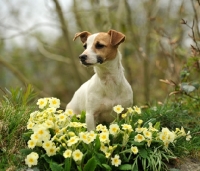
86;112;95;131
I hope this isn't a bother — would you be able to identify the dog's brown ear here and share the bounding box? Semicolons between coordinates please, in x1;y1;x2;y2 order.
108;29;125;46
73;31;91;43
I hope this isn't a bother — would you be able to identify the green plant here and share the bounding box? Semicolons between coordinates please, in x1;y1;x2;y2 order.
0;84;36;170
22;98;191;171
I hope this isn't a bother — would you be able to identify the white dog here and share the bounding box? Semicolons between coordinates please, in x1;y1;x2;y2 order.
66;29;133;130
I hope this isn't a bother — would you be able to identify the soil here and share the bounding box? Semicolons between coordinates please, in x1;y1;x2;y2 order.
168;157;200;171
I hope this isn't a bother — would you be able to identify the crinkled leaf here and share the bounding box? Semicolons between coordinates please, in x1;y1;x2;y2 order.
139;148;148;158
94;135;101;151
64;158;71;171
102;164;112;170
118;164;132;170
50;161;64;171
83;157;97;171
20;148;33;156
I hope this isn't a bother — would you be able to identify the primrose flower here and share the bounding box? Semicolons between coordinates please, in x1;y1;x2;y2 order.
46;107;56;113
49;97;60;109
25;152;39;168
127;107;134;113
137;119;143;124
63;149;72;158
27;122;35;130
72;149;83;162
133;106;141;114
27;139;37;149
109;124;120;135
121;113;127;118
134;134;145;142
99;132;109;143
131;146;139;155
46;145;57;157
111;154;122;167
113;105;124;114
42;141;54;150
143;130;152;139
121;124;133;132
186;131;192;141
57;113;67;122
36;98;48;109
67;136;79;146
65;109;74;117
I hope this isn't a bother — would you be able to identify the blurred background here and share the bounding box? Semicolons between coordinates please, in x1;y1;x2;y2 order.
0;0;199;105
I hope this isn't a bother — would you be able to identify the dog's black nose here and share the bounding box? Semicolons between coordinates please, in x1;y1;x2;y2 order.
79;54;87;62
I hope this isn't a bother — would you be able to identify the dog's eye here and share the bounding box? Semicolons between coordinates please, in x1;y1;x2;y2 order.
83;44;87;49
95;42;105;49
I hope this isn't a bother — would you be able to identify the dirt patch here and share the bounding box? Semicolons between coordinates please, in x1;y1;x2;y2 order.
168;157;200;171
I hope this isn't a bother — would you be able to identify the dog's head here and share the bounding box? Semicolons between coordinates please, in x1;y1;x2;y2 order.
73;30;125;66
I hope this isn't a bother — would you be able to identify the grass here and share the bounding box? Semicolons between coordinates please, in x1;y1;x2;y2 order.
0;84;199;171
0;85;36;171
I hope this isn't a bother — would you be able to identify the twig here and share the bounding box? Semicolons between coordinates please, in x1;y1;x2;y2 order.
0;56;49;97
0;22;59;40
37;42;71;64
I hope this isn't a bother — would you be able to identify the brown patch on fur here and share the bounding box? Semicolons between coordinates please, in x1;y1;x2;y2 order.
73;31;91;43
92;33;118;61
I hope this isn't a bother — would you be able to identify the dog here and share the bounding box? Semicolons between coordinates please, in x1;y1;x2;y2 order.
66;29;133;130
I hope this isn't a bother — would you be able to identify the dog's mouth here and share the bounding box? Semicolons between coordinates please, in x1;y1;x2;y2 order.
80;56;104;66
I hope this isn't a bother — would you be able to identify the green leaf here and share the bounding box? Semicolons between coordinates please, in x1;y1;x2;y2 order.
102;164;112;171
80;111;86;123
154;122;160;130
22;130;33;140
143;118;156;127
94;135;101;151
119;164;132;170
83;157;97;171
139;148;148;159
50;161;64;171
64;158;71;171
20;148;33;155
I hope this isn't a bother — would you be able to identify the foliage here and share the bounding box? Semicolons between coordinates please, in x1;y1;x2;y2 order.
0;84;36;170
22;98;192;171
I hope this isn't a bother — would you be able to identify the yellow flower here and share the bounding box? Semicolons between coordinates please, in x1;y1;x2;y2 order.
109;124;120;135
131;146;138;155
143;130;152;139
99;132;109;143
100;144;108;153
63;149;72;158
186;131;192;141
27;139;37;149
134;134;145;142
27;122;35;130
65;109;74;117
137;119;143;124
121;113;127;118
67;136;79;146
57;113;67;122
25;152;39;168
121;124;133;132
36;98;48;109
133;106;141;114
42;141;54;150
113;105;124;114
127;107;134;113
111;155;121;167
72;149;83;161
46;145;57;157
49;97;60;109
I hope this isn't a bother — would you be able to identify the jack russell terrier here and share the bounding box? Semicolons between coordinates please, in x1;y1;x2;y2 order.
66;29;133;130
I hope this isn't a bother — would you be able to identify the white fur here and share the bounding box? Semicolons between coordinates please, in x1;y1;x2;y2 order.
66;33;133;130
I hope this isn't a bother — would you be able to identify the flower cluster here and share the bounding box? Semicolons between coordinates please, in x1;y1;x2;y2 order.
24;98;191;170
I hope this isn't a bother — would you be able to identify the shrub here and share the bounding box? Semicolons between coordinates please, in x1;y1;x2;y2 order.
22;98;191;171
